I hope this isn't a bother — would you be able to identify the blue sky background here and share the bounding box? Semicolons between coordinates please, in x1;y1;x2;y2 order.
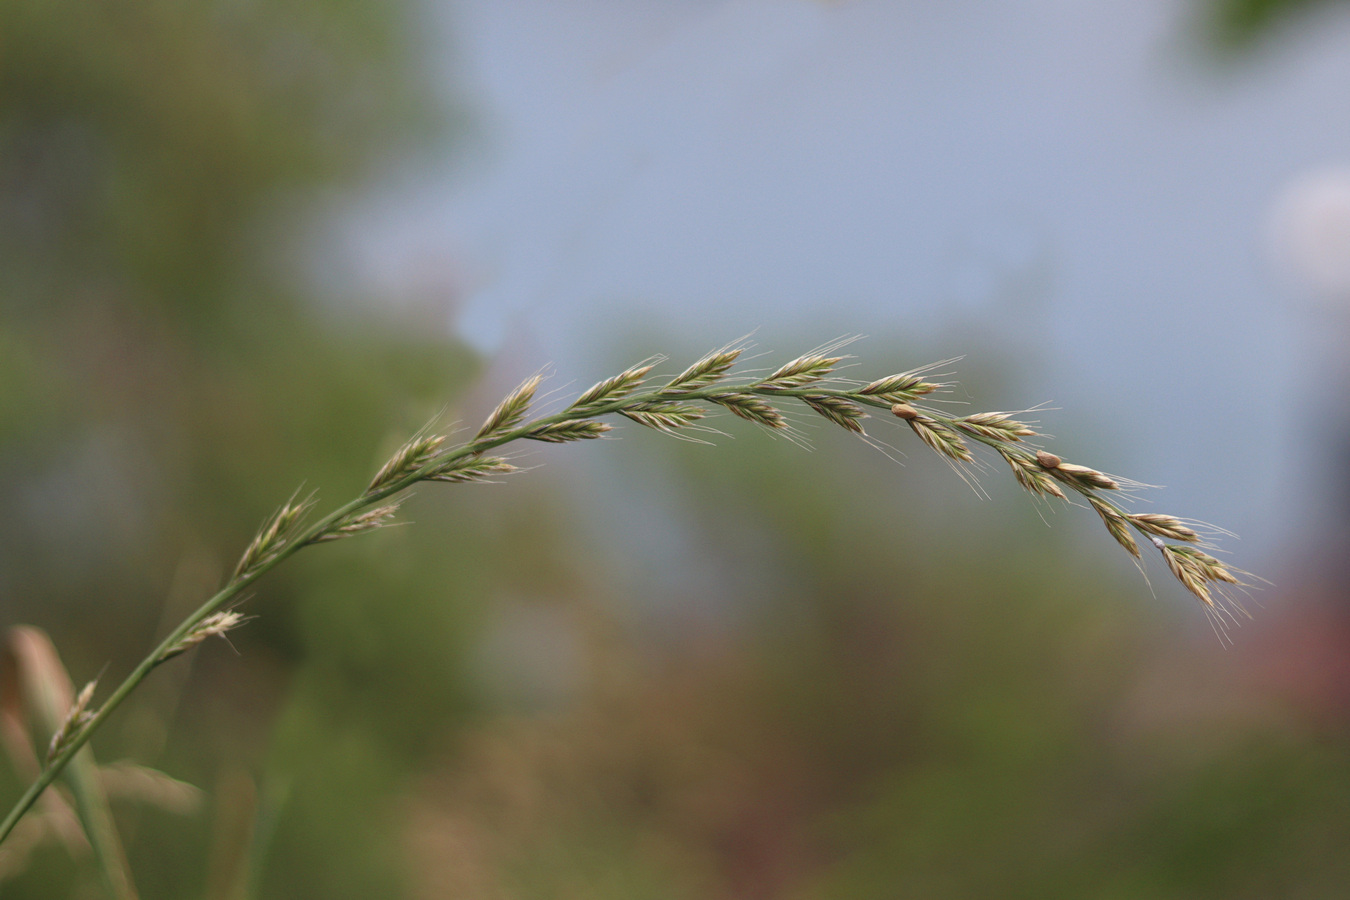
319;0;1350;571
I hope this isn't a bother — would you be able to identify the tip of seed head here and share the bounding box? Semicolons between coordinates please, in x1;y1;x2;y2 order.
891;403;919;420
1035;450;1061;469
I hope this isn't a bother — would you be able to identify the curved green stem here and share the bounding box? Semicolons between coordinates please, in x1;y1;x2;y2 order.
0;354;1241;846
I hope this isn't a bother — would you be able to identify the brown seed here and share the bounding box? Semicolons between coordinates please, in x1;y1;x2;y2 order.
891;403;919;420
1035;450;1061;469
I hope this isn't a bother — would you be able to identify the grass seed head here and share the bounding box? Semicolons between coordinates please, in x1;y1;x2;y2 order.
367;433;446;494
758;354;842;390
957;412;1037;441
1153;542;1250;636
1159;544;1216;606
709;392;788;428
1089;496;1140;558
1128;513;1200;543
999;448;1067;499
158;612;247;664
906;416;974;462
569;361;658;409
862;373;940;402
1050;463;1119;491
334;503;402;536
663;347;743;392
802;394;866;433
476;374;543;441
524;420;614;443
233;492;318;581
620;401;708;432
428;456;520;484
46;680;97;766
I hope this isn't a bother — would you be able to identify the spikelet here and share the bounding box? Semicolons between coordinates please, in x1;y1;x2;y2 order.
233;491;318;581
367;432;446;494
569;360;660;409
802;394;866;433
45;681;97;766
708;392;788;428
476;375;543;440
663;346;742;393
157;612;247;663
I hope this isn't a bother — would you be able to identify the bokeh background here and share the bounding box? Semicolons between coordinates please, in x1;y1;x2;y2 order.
4;0;1350;897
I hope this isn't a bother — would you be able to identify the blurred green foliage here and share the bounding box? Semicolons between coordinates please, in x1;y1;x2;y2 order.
0;0;485;895
398;424;1350;900
1201;0;1350;49
3;1;1350;898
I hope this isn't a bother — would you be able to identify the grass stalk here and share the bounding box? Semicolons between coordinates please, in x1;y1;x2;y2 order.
0;340;1251;848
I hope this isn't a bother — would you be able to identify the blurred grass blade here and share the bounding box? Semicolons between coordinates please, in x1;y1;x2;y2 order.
204;767;257;900
0;640;89;881
3;627;139;900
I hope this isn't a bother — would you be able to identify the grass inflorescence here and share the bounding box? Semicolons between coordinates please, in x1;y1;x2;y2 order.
0;338;1252;850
